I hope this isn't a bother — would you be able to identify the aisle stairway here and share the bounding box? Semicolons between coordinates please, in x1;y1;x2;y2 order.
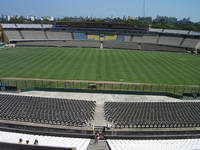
87;140;110;150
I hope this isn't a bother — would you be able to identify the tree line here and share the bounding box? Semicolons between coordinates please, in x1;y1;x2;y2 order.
1;16;200;31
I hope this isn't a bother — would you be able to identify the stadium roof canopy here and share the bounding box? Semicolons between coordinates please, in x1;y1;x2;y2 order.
1;24;53;29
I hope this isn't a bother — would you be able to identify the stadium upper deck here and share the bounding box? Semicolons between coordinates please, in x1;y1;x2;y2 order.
1;23;200;35
0;23;200;52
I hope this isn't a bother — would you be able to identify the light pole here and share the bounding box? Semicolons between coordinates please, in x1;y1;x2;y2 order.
143;0;146;17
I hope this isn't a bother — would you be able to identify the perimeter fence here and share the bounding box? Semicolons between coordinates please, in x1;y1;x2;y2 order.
0;78;200;96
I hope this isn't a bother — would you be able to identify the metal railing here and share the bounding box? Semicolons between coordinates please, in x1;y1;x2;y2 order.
1;78;200;95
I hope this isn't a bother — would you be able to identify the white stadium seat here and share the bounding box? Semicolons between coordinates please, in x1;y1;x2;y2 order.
0;131;90;150
107;139;200;150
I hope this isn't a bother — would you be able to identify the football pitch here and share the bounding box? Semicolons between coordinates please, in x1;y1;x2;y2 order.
0;47;200;85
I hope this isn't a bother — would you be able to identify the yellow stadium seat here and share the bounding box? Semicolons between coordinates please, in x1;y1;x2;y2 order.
104;34;117;41
0;32;2;41
87;34;100;40
87;34;117;41
195;41;200;50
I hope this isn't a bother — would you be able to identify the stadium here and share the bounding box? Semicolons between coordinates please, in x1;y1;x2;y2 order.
0;20;200;150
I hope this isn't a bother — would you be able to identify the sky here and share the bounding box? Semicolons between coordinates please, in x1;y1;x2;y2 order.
0;0;199;22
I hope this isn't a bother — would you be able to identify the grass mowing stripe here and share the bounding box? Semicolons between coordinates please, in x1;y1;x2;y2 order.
117;50;138;82
114;50;129;80
100;50;108;81
135;52;165;83
73;48;91;80
106;50;118;81
107;50;120;81
140;51;189;84
130;51;156;83
102;50;112;81
145;53;179;84
66;48;88;80
0;48;47;76
17;47;59;78
56;49;77;79
157;54;199;84
136;52;159;82
85;49;99;80
0;48;36;69
51;48;80;79
39;48;66;79
59;49;78;79
56;48;80;79
160;53;200;84
159;53;200;76
28;48;60;77
0;47;200;85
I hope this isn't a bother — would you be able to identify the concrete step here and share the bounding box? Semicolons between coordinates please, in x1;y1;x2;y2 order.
87;140;110;150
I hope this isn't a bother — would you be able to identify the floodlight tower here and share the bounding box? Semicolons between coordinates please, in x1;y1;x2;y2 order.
143;0;146;17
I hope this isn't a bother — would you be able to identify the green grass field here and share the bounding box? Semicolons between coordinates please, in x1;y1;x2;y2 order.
0;47;200;85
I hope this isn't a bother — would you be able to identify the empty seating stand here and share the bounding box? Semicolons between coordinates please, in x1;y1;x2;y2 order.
103;41;139;50
21;30;46;39
0;94;96;127
46;31;72;40
104;102;200;128
16;40;100;48
158;36;183;46
141;43;186;52
4;30;22;40
132;35;158;44
181;38;200;48
2;23;200;51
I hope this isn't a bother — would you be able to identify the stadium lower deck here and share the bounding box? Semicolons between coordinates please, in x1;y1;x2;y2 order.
1;91;200;128
1;91;200;149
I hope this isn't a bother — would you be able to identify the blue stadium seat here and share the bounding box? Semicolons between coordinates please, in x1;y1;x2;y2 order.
73;32;86;40
116;35;125;41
